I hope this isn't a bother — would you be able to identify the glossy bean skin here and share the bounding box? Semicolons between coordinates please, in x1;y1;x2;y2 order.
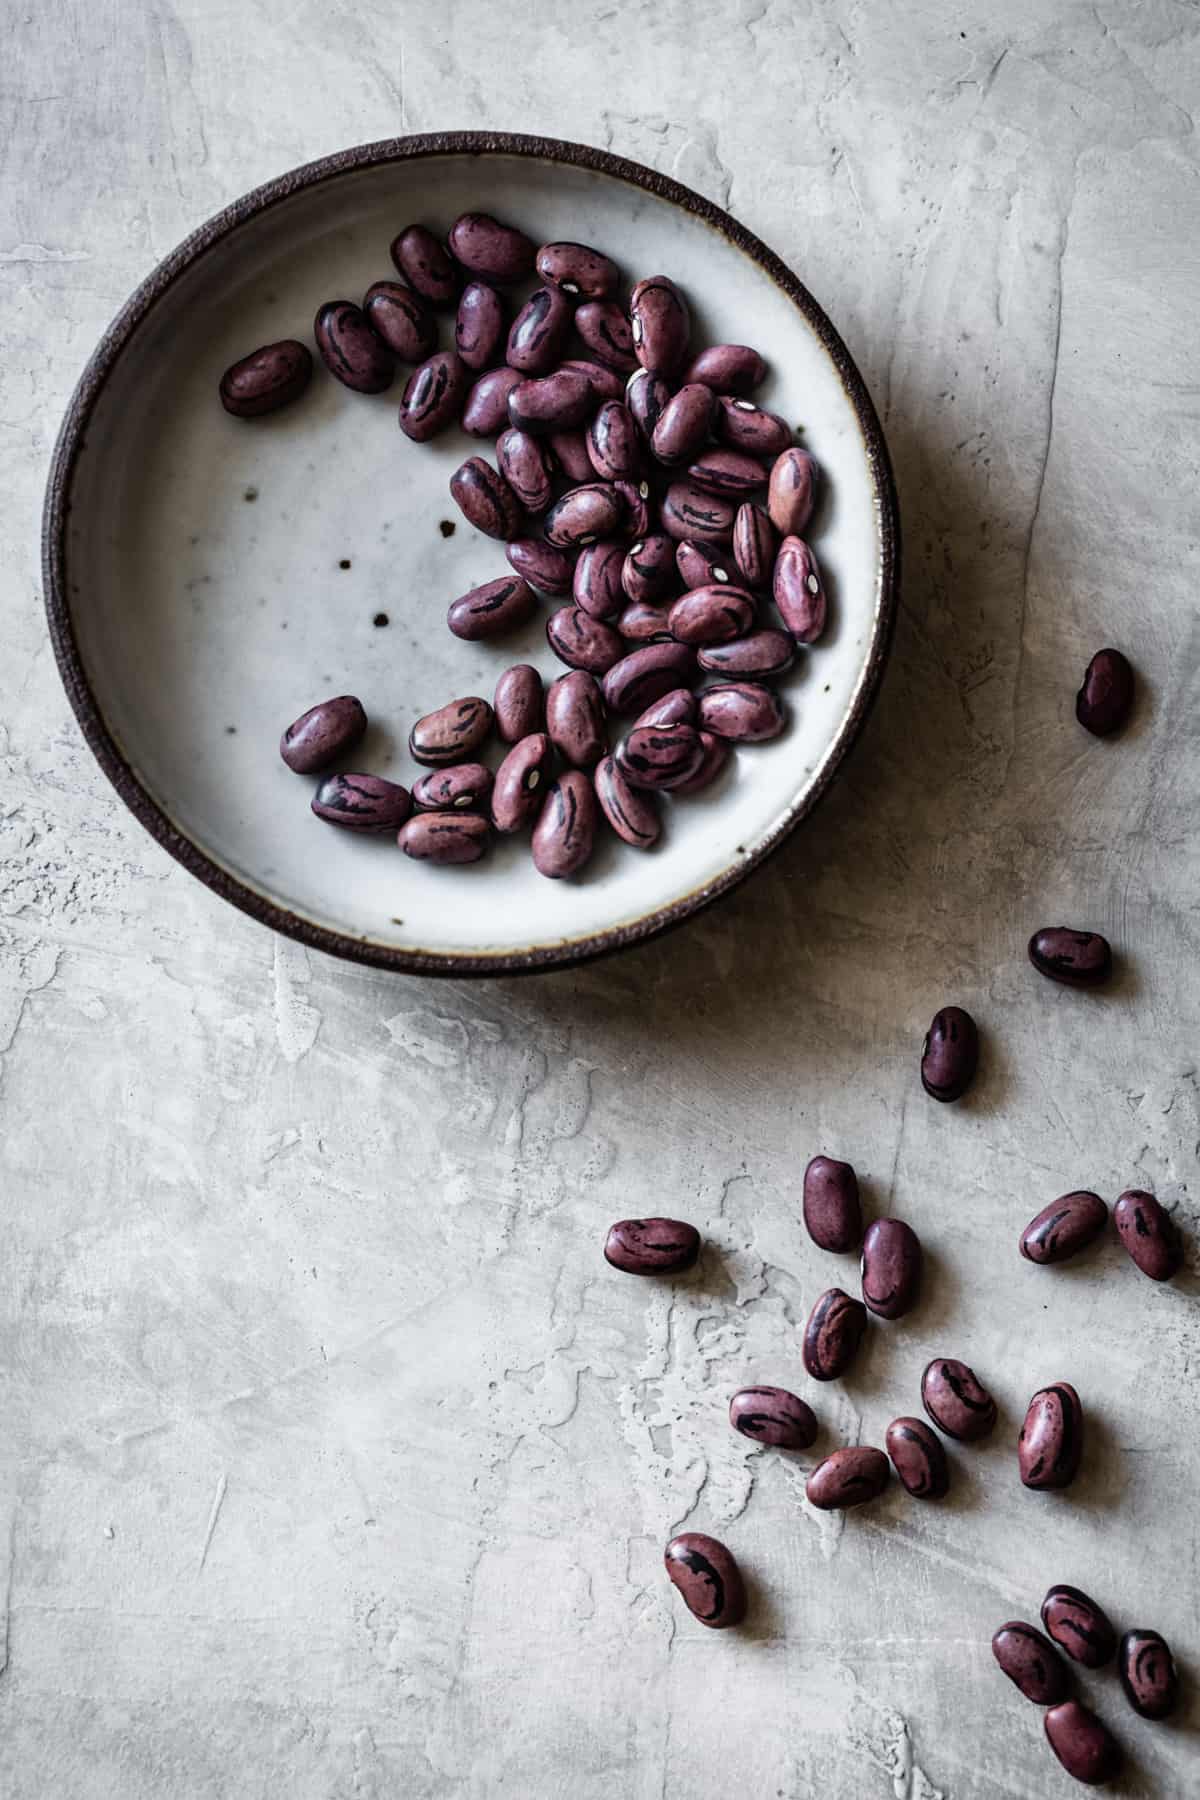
280;695;367;773
617;601;672;644
546;671;607;767
921;1358;997;1441
606;1217;700;1275
651;384;717;464
732;503;778;589
698;628;794;680
622;533;676;604
573;539;627;619
447;575;535;641
544;484;626;549
627;367;672;443
219;339;313;417
507;284;574;374
630;275;690;376
536;240;619;299
1028;928;1113;987
717;396;793;456
673;730;730;795
506;536;573;596
408;695;493;767
803;1288;868;1381
774;535;827;642
612;478;651;540
362;281;437;363
547;429;594;483
1113;1188;1182;1282
508;367;594;434
1020;1383;1084;1490
682;344;767;394
462;366;523;435
661;482;735;544
991;1623;1072;1705
594;754;660;848
314;301;394;393
1076;648;1134;737
391;224;459;308
412;762;493;812
861;1219;922;1319
311;771;411;832
668;583;755;646
729;1386;817;1450
497;427;555;513
921;1006;979;1101
575;300;637;373
494;664;544;742
447;211;535;283
676;539;736;588
1118;1630;1178;1720
768;445;819;535
698;682;786;743
805;1446;889;1510
398;811;489;864
532;770;598;878
449;456;522;541
617;722;704;791
560;358;625;402
885;1417;949;1499
491;732;553;832
587;401;644;482
687;449;767;497
399;351;469;441
664;1532;745;1629
635;688;697;730
1042;1587;1118;1668
803;1156;862;1252
1043;1702;1122;1786
455;281;507;371
603;642;697;714
546;606;624;674
1020;1192;1108;1265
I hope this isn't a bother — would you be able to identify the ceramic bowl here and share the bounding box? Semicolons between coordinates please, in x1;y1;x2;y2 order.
44;132;898;976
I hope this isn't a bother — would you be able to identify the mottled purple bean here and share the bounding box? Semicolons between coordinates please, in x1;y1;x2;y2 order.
1076;648;1134;737
921;1006;979;1101
676;539;736;589
773;535;827;642
491;732;552;832
462;365;523;436
668;583;755;646
362;281;437;363
314;301;394;394
455;281;507;371
687;448;766;497
698;628;794;680
617;600;672;643
547;428;594;482
1019;1192;1108;1265
398;811;489;864
494;664;544;742
1042;1586;1117;1669
408;695;493;767
672;730;730;795
544;484;625;549
587;401;643;482
617;722;704;791
651;383;717;464
1113;1188;1182;1282
532;769;597;878
447;212;535;284
663;1532;745;1629
630;276;689;377
546;670;607;767
506;536;573;596
768;446;819;536
559;358;625;401
508;367;594;434
280;695;367;773
1019;1382;1083;1490
991;1622;1071;1705
602;642;697;714
1028;928;1113;988
536;240;618;299
311;771;410;833
697;682;786;743
605;1217;700;1275
446;575;535;641
545;606;624;673
803;1155;862;1253
885;1417;949;1499
682;344;767;395
717;396;793;456
611;478;652;540
412;762;493;812
594;754;660;848
391;224;460;308
506;284;574;374
622;533;676;604
219;339;312;417
1119;1630;1178;1720
732;502;777;588
449;456;522;541
399;351;469;441
803;1287;867;1381
626;367;671;443
921;1358;997;1441
729;1386;817;1450
1043;1702;1122;1785
661;482;736;543
575;299;637;372
805;1446;889;1510
497;427;555;513
861;1219;921;1319
573;539;626;619
634;688;697;730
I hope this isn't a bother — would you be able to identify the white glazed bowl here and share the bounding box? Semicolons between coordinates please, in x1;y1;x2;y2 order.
44;133;898;976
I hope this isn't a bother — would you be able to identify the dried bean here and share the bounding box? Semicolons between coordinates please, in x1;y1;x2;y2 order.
805;1446;889;1510
673;730;730;795
1028;928;1113;988
560;358;625;402
668;583;755;646
314;300;394;393
773;535;827;642
1076;648;1134;737
280;695;366;773
574;539;627;619
1020;1192;1108;1265
661;481;735;543
594;754;660;848
399;351;469;441
768;446;819;535
991;1623;1071;1705
626;367;671;443
1019;1382;1083;1490
920;1005;979;1101
391;224;459;308
634;688;697;730
802;1155;862;1252
576;299;637;372
630;276;690;376
663;1532;745;1629
687;449;766;497
732;502;778;588
682;344;766;394
491;732;552;833
676;539;736;588
447;575;535;641
497;427;555;513
651;384;718;464
861;1219;921;1319
612;478;652;539
532;769;598;877
885;1417;949;1499
1043;1701;1122;1785
462;366;522;435
1113;1188;1181;1282
447;211;534;283
622;533;676;604
507;284;574;373
1041;1586;1117;1668
506;537;573;596
921;1358;997;1441
508;367;594;434
412;762;493;812
547;428;594;482
1118;1630;1178;1720
717;396;792;456
605;1217;700;1275
587;401;643;482
546;671;607;767
544;484;625;548
311;772;410;832
536;240;618;299
494;664;544;742
398;811;489;864
803;1287;867;1381
697;682;786;743
362;280;437;362
618;722;704;791
455;281;507;371
449;456;521;540
546;606;624;673
408;695;492;766
618;601;673;644
603;642;697;714
219;340;312;417
698;628;794;679
729;1386;817;1450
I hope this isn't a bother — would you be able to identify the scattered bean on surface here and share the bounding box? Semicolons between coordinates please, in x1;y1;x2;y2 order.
921;1357;997;1441
802;1155;862;1253
397;811;490;864
491;732;553;833
219;340;313;417
408;695;493;767
531;768;597;877
805;1446;889;1510
729;1386;817;1450
663;1532;746;1629
803;1287;868;1381
1041;1586;1118;1668
920;1006;979;1101
1019;1192;1108;1265
1028;928;1113;987
594;754;661;848
311;771;410;832
446;575;535;641
280;695;367;773
991;1622;1072;1704
1076;648;1133;736
412;762;493;812
314;300;394;394
363;281;437;363
447;211;535;283
604;1217;700;1275
1019;1382;1084;1490
1113;1188;1181;1281
860;1218;922;1319
1043;1701;1122;1786
391;224;459;307
1118;1630;1178;1720
885;1417;949;1499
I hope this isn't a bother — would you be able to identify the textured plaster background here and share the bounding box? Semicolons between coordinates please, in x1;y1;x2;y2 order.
3;2;1200;1794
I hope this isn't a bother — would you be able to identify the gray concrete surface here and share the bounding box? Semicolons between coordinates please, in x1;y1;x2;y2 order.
3;2;1199;1794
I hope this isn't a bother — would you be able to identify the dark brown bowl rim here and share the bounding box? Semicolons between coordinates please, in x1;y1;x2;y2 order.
42;129;899;978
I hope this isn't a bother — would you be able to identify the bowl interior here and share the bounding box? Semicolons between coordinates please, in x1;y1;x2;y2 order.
58;149;888;964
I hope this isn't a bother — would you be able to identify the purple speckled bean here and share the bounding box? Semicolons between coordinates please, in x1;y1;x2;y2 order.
219;340;313;417
663;1532;745;1629
1020;1192;1108;1265
803;1155;862;1253
506;536;573;596
455;281;507;371
617;722;704;791
594;754;660;848
668;583;755;646
412;762;493;813
575;299;637;373
587;401;643;483
311;771;411;833
408;695;493;767
602;642;697;714
732;502;778;588
1028;928;1113;987
717;396;793;457
547;428;594;483
494;664;544;742
612;478;652;540
676;539;736;589
399;351;469;441
626;367;672;443
1042;1586;1117;1669
687;448;766;497
508;367;594;434
802;1287;867;1381
280;695;367;773
630;276;690;376
991;1623;1071;1704
606;1217;699;1275
462;366;523;436
768;445;819;535
1113;1188;1182;1282
885;1417;949;1499
1119;1630;1178;1720
546;671;607;767
573;540;626;619
661;482;735;543
698;628;794;680
635;688;697;730
1076;648;1134;737
507;285;574;374
546;606;624;674
1044;1702;1122;1786
774;535;827;643
651;383;717;464
398;811;490;864
314;301;394;394
622;533;676;604
532;769;597;878
617;600;673;644
672;729;729;795
1019;1382;1083;1490
697;682;786;743
449;456;522;541
861;1219;921;1319
391;224;460;308
497;427;555;513
560;358;625;402
446;575;535;641
447;212;535;284
491;732;553;833
921;1358;997;1441
544;484;625;548
729;1386;817;1450
921;1006;979;1101
682;343;767;395
362;281;437;363
536;240;618;299
806;1447;889;1511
